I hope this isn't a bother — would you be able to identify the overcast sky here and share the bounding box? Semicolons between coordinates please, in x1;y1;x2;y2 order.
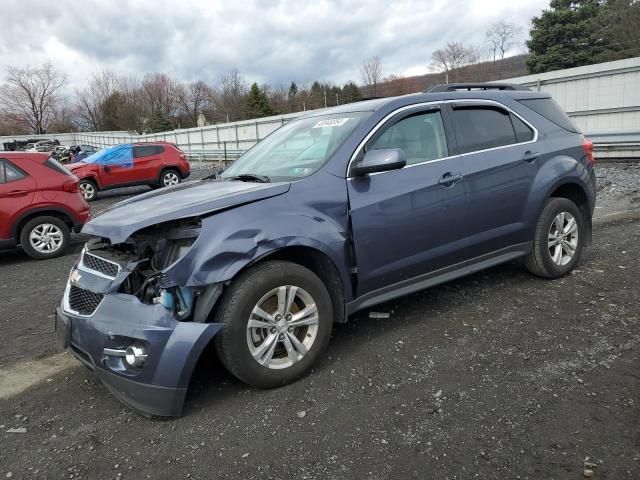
0;0;549;90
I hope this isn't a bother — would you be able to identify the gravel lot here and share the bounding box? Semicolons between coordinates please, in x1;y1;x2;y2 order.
0;162;638;479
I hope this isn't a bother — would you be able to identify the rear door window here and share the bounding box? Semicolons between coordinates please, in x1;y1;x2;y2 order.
510;114;535;142
369;110;449;165
451;106;517;154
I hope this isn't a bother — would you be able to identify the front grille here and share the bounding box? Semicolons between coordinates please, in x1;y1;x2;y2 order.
81;251;120;277
68;285;104;316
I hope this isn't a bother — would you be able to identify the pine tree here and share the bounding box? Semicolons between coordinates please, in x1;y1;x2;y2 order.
526;0;605;74
245;83;276;118
341;82;362;103
288;81;298;112
146;110;173;133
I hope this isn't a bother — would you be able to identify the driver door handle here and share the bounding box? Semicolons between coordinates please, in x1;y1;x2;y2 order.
5;189;28;197
438;172;463;187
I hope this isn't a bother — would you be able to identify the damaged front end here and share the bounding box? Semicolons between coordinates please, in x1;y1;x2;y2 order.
56;217;224;417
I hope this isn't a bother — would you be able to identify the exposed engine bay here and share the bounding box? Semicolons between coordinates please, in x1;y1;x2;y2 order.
81;217;221;323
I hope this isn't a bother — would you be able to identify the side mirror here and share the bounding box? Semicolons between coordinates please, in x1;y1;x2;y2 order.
350;149;406;177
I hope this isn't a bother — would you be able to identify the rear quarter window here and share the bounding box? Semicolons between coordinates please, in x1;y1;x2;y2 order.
518;98;580;133
44;157;73;176
0;160;27;183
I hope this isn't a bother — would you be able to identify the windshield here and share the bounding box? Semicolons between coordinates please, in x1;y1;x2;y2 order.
221;112;370;181
83;144;133;167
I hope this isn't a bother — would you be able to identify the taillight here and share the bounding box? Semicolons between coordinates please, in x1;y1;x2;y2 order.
582;138;595;166
63;180;79;193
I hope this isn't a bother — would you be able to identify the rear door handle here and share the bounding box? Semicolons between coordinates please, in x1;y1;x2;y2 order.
438;172;463;187
5;190;28;197
522;151;540;163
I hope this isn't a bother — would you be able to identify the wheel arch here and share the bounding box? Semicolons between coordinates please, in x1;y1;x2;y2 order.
79;175;100;189
234;245;348;324
544;181;593;246
159;167;182;180
12;207;75;241
529;154;594;245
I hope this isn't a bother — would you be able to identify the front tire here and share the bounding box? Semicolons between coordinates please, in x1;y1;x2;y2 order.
214;261;333;388
20;216;70;260
525;197;585;278
79;179;97;201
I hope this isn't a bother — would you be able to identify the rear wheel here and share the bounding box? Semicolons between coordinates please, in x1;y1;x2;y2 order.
214;261;333;388
20;216;70;260
160;169;181;187
79;179;97;201
525;197;584;278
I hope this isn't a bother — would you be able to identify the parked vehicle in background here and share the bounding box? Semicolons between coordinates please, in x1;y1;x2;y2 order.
66;142;191;201
56;83;596;416
0;152;90;259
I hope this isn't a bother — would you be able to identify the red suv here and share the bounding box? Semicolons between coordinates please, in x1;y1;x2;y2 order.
67;142;191;201
0;153;90;259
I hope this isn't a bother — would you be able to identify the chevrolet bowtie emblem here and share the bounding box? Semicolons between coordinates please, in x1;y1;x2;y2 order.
70;269;82;285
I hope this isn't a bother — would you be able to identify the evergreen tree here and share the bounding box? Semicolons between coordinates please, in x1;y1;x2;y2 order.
526;0;605;74
245;83;276;118
288;81;298;99
341;82;362;103
596;0;640;61
146;109;173;133
288;81;298;112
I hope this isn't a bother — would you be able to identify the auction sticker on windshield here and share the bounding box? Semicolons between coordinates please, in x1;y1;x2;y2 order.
313;118;352;128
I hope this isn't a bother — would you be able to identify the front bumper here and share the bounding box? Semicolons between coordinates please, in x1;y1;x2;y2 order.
56;294;223;417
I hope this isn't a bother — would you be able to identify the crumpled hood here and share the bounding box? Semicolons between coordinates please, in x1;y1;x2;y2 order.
82;179;291;243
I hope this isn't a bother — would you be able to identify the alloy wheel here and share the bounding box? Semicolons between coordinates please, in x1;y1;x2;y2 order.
79;182;95;200
163;172;180;186
547;211;579;266
246;285;319;369
29;223;64;254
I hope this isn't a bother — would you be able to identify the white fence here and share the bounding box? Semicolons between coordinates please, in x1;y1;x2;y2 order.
499;57;640;158
1;57;639;159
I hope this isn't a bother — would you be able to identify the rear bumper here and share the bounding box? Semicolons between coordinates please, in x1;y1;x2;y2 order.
56;295;223;417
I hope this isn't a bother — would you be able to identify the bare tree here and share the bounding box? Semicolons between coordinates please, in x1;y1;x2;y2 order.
0;63;66;134
360;56;383;96
116;76;146;134
74;69;119;131
486;21;523;62
430;42;484;82
216;69;248;122
140;73;180;118
176;80;216;127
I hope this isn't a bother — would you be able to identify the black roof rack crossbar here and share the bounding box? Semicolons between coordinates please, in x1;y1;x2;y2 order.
425;83;531;93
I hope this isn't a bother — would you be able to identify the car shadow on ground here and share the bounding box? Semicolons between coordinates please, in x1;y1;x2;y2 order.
182;258;544;417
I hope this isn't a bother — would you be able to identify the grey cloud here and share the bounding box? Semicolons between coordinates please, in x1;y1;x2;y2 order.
0;0;548;89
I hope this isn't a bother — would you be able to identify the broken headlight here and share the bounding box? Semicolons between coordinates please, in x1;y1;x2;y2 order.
133;218;202;271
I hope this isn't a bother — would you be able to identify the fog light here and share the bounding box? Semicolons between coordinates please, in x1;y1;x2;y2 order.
125;345;147;368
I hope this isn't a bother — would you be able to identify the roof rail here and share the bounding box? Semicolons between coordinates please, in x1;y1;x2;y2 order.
425;83;531;93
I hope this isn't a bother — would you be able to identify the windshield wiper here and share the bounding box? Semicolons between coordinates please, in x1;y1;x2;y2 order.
225;173;271;183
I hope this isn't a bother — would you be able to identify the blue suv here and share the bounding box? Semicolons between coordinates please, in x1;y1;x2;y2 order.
56;83;596;416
